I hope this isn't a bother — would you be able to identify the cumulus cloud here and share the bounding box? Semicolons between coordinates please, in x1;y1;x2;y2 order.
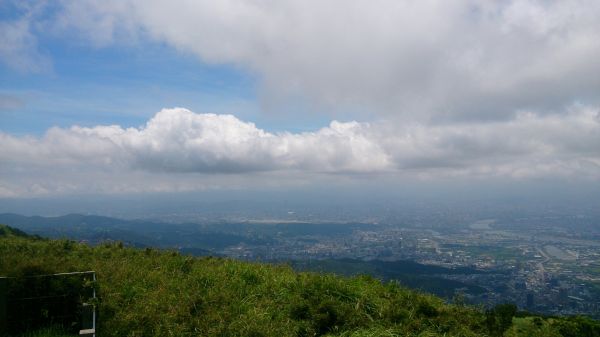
51;0;600;121
1;106;599;196
0;108;390;174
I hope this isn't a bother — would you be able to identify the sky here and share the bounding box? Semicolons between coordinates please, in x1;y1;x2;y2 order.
1;0;600;205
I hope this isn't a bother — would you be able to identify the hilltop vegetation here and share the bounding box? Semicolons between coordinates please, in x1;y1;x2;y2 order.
0;224;598;337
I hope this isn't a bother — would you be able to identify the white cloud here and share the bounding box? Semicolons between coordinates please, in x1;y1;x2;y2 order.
1;106;599;197
2;1;600;197
0;6;50;73
0;108;391;174
53;0;600;121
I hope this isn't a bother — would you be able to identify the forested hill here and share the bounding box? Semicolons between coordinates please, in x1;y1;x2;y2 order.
1;224;598;337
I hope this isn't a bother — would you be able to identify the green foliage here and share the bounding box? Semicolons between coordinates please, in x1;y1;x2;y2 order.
0;230;596;337
549;316;600;337
485;303;517;337
504;317;562;337
0;224;31;238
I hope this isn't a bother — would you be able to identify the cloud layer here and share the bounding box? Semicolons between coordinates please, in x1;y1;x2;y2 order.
2;1;600;197
53;0;600;120
1;106;599;196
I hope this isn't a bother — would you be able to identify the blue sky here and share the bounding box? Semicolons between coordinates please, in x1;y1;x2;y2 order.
1;1;600;199
0;31;261;134
0;0;339;136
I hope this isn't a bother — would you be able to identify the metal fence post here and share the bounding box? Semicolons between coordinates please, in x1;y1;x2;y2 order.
0;277;7;336
78;272;96;337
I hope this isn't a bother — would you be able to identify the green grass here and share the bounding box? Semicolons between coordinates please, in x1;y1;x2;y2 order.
505;317;562;337
1;225;599;337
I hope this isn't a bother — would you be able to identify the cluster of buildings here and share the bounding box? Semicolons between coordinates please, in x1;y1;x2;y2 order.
221;218;600;318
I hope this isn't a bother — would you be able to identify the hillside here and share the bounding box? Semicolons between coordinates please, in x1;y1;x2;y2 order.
0;225;598;337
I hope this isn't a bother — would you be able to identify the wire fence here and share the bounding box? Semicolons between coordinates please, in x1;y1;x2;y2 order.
0;271;96;336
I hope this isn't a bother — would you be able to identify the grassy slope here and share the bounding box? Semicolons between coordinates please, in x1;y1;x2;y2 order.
0;225;596;337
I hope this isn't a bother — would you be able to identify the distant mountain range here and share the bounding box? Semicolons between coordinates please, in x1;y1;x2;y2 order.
0;213;370;250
